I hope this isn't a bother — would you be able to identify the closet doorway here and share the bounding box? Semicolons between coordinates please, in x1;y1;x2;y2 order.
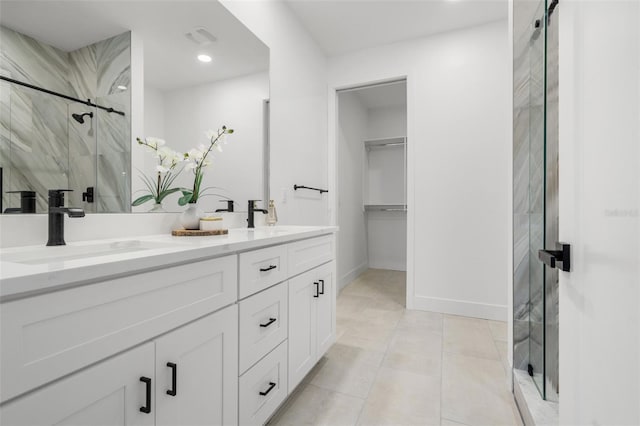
336;80;407;301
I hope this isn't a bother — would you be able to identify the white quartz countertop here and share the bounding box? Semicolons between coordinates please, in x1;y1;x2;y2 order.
0;226;337;301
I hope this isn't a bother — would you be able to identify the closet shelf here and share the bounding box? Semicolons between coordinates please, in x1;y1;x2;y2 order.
364;136;406;150
364;204;407;212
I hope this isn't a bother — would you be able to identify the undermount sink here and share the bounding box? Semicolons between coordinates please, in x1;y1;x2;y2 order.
2;240;172;265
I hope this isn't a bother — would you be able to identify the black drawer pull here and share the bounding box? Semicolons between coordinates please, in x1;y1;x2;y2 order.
319;279;325;295
259;382;277;396
166;362;177;396
313;282;319;298
260;317;277;328
140;376;151;414
260;265;277;272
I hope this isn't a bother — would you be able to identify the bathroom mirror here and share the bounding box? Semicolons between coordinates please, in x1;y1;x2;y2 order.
0;1;269;214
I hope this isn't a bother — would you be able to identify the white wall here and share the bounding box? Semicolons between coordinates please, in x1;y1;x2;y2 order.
220;0;329;226
143;86;165;138
329;20;511;320
367;106;407;139
559;1;639;424
337;92;369;290
162;72;268;213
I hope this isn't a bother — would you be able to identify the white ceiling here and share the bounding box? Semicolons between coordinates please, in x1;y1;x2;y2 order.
0;1;269;91
285;0;508;56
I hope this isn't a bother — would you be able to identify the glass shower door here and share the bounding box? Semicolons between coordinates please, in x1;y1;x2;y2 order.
527;0;560;401
528;0;546;397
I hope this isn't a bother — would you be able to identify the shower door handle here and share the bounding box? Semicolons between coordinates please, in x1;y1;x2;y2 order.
538;243;571;272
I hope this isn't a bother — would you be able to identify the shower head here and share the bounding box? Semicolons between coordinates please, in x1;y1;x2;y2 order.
72;112;93;124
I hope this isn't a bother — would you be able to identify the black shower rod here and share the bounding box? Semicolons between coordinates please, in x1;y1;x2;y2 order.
0;76;126;116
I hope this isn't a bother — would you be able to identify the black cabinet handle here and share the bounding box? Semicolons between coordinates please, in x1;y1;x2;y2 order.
260;317;277;328
259;382;277;396
166;362;177;396
139;376;151;414
313;282;319;298
319;279;325;295
260;265;277;272
538;243;571;272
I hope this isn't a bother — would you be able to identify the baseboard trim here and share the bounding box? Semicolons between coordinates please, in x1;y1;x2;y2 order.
368;261;406;271
411;295;507;321
338;262;368;292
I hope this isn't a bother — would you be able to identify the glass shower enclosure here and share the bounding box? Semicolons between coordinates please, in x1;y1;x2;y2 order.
514;0;559;402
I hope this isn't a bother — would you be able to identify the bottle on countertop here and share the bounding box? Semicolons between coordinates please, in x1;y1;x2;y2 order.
266;199;278;226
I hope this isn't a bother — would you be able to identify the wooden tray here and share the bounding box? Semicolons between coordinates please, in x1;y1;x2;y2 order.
171;229;228;236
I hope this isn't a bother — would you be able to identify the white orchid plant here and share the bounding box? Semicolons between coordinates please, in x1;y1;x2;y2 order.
178;125;234;206
132;137;183;207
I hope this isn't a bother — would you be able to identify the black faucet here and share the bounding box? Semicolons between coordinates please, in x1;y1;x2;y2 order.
247;200;268;229
215;199;235;212
47;189;85;246
5;190;36;213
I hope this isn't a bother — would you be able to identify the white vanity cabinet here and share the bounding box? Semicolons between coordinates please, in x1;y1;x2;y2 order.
238;234;335;425
0;342;156;426
0;306;238;426
154;305;238;426
0;227;337;426
288;261;335;390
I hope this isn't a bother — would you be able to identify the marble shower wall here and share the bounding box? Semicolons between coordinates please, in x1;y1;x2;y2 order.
0;26;130;213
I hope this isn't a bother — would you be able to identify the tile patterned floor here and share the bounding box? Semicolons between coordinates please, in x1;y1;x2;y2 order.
268;269;522;426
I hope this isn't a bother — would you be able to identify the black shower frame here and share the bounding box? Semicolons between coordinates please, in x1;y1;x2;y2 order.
0;76;126;116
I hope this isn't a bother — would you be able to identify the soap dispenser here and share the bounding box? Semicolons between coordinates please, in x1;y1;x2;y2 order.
266;200;278;226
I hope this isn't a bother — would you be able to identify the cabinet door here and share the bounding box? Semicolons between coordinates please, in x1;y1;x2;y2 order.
155;305;238;426
316;262;336;357
288;272;318;391
0;342;154;426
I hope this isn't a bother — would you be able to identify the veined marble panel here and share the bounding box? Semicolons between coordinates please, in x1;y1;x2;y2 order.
529;105;544;215
514;213;530;321
1;81;10;211
513;31;531;111
8;88;69;212
97;151;130;213
0;26;73;96
68;154;97;213
97;91;130;153
513;108;530;214
513;319;530;371
96;32;130;97
68;45;97;101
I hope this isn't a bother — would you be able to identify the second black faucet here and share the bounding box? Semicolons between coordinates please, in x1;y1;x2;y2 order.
247;200;267;228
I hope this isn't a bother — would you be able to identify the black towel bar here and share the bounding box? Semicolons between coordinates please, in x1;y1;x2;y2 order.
293;184;328;194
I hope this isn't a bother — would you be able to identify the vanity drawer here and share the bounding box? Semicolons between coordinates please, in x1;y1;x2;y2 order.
239;341;288;426
239;282;288;374
239;245;288;299
0;254;238;403
288;235;334;277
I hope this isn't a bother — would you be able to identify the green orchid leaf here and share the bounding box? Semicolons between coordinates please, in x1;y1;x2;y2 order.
131;194;155;206
178;191;193;206
157;187;182;203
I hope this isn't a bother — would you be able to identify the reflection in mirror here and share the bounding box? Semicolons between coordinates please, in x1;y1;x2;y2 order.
0;24;131;214
0;1;269;214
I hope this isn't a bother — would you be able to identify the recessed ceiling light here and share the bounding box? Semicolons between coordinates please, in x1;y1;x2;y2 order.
117;85;127;91
197;54;212;63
